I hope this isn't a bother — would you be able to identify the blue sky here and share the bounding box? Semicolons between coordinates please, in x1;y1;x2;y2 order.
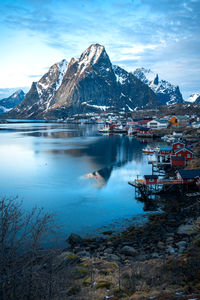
0;0;199;99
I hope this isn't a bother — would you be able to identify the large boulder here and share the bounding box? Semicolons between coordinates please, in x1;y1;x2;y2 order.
67;233;83;246
119;246;138;257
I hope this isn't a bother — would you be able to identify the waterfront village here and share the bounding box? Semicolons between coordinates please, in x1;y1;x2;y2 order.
64;108;200;201
54;108;200;299
2;109;200;299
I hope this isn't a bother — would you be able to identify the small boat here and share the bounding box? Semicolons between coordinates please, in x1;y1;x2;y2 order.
128;127;134;135
142;148;155;154
98;125;110;133
154;147;160;152
112;124;128;134
112;128;128;134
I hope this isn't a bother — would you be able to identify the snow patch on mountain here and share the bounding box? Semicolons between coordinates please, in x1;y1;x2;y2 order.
115;73;127;85
56;59;68;90
0;106;12;113
37;59;68;97
126;104;133;111
13;90;22;98
113;65;128;85
82;102;110;111
186;93;200;103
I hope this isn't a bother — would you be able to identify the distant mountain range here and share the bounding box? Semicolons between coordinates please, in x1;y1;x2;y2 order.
133;68;184;105
3;44;199;119
0;87;29;99
6;44;159;119
0;90;25;115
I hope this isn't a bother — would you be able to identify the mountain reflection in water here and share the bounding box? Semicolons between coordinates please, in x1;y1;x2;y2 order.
84;166;113;188
43;133;143;174
0;122;154;243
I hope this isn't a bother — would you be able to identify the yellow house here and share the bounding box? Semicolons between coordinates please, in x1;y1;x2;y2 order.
168;115;189;127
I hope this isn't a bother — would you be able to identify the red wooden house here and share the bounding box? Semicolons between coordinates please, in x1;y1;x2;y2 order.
159;146;172;155
144;175;158;185
138;128;152;134
172;141;185;152
137;120;150;126
176;169;200;184
170;156;186;167
175;147;194;160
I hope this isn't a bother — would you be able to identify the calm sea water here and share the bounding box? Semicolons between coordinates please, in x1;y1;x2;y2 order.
0;121;154;244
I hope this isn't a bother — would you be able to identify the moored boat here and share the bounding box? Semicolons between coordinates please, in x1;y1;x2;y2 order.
112;124;128;134
98;125;110;133
142;148;155;154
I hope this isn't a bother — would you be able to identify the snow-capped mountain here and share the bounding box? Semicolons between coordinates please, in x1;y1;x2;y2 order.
0;87;29;99
185;93;200;104
8;44;159;119
10;59;68;118
0;89;25;115
133;68;183;105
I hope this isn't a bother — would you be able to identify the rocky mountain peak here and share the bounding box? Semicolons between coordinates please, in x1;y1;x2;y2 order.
36;59;68;97
133;68;183;105
134;68;155;85
7;44;159;119
13;89;25;98
186;92;200;104
79;44;105;64
0;89;25;115
153;74;159;85
72;44;111;78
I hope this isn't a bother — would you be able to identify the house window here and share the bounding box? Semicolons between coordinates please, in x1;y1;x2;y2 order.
149;179;155;182
177;145;180;148
178;154;181;157
187;154;191;158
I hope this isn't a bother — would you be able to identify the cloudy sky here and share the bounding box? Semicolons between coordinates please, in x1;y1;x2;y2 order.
0;0;199;99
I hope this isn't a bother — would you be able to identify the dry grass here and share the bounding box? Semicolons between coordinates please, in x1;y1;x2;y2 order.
64;255;196;299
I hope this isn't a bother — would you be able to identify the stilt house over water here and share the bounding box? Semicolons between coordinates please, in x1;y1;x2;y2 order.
176;169;200;184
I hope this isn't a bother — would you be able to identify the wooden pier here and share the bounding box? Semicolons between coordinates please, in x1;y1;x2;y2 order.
128;178;183;200
128;179;182;187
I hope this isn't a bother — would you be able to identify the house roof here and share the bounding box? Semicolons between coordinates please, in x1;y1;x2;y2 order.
144;175;158;179
177;115;189;120
178;169;200;179
159;146;172;151
157;119;168;124
172;141;185;146
137;120;149;124
169;115;178;120
139;127;150;131
169;115;188;121
148;119;168;124
175;147;194;154
171;155;186;161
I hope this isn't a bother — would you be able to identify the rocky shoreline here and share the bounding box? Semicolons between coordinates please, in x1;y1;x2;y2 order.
65;193;200;264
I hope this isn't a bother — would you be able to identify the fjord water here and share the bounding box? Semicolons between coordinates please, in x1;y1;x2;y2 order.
0;122;153;244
